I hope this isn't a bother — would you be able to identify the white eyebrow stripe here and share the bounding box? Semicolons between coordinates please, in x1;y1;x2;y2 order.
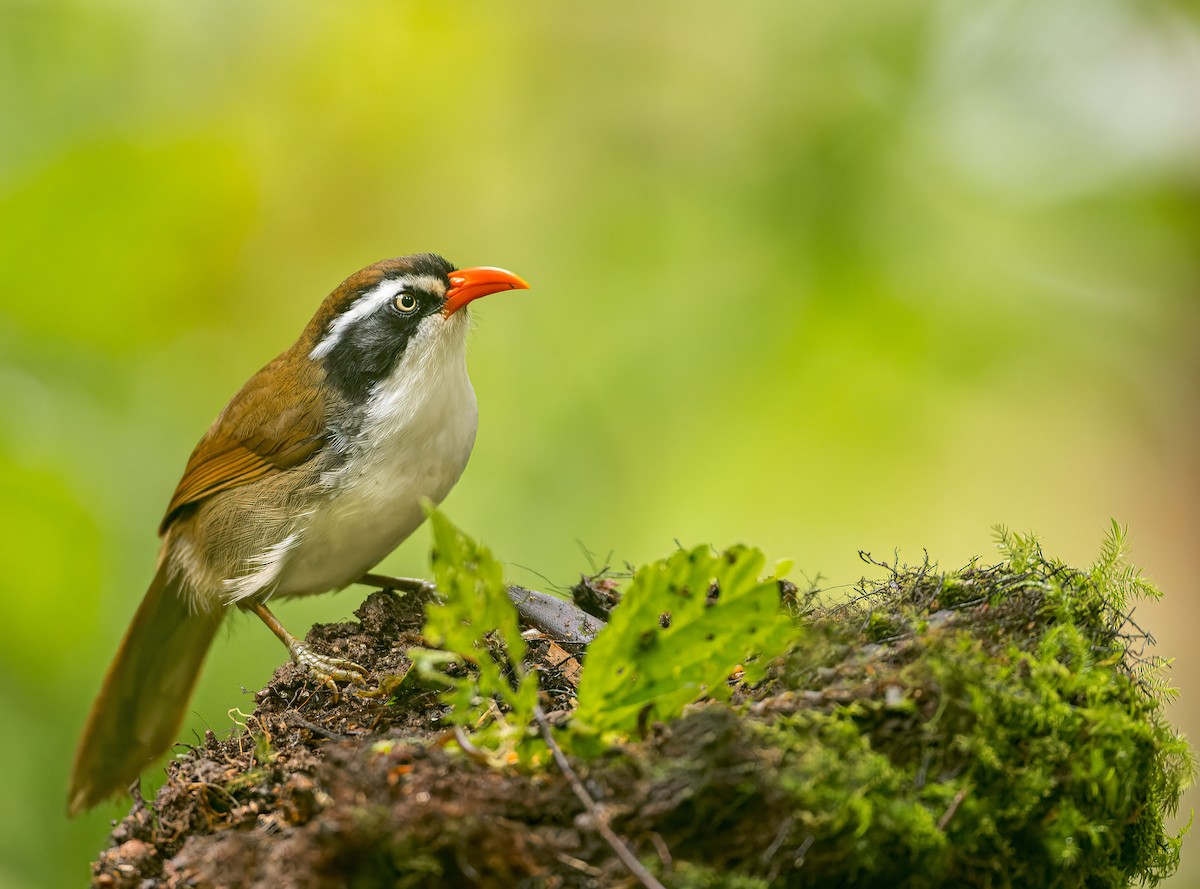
309;279;406;360
308;274;448;361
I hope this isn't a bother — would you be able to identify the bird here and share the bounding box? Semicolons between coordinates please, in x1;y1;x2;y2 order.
68;253;529;816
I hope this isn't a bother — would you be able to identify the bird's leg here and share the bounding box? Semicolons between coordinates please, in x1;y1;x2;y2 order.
356;573;438;597
249;601;369;690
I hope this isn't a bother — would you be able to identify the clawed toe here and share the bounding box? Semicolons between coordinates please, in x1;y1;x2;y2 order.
249;600;377;698
291;643;372;694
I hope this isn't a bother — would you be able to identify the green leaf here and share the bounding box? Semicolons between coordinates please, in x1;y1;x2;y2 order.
410;504;538;745
572;544;796;738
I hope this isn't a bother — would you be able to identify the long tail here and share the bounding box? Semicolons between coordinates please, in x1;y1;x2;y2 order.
68;563;224;815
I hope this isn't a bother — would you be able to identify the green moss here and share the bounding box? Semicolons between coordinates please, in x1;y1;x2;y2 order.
746;524;1194;887
670;862;772;889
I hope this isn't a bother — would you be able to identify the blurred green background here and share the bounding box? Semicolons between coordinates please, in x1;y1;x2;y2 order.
2;1;1197;885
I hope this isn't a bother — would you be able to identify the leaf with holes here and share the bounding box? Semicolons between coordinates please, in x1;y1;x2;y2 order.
571;544;796;742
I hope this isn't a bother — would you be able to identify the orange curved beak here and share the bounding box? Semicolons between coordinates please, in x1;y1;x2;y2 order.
443;266;530;317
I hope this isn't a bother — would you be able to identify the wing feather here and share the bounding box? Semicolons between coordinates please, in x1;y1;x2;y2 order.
158;352;328;534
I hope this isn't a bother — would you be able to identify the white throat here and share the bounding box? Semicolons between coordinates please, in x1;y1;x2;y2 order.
268;312;478;597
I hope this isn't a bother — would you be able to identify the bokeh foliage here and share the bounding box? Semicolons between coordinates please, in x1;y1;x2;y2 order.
1;1;1197;886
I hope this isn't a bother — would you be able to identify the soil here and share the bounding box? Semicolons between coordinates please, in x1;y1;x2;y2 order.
85;560;1187;888
89;588;650;888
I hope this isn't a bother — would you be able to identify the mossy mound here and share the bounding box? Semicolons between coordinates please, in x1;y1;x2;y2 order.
747;529;1192;887
91;530;1191;888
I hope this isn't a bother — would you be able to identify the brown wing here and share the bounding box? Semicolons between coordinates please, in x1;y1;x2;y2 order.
159;352;327;534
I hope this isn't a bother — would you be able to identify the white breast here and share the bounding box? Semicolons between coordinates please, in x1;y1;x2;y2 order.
272;316;478;597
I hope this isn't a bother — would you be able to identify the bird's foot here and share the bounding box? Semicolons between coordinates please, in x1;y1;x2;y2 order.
288;640;384;699
288;638;369;685
250;600;379;699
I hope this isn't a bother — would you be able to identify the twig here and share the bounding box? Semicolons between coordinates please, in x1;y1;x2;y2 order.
129;779;146;813
533;705;666;889
453;725;495;766
357;575;606;645
507;585;606;644
187;781;239;810
938;787;969;830
290;714;351;741
646;831;672;871
761;816;794;863
554;851;605;878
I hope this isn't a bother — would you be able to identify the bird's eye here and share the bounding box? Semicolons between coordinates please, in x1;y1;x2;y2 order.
394;292;419;314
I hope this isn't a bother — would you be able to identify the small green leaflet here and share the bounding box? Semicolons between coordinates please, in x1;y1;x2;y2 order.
572;544;795;738
412;504;538;734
